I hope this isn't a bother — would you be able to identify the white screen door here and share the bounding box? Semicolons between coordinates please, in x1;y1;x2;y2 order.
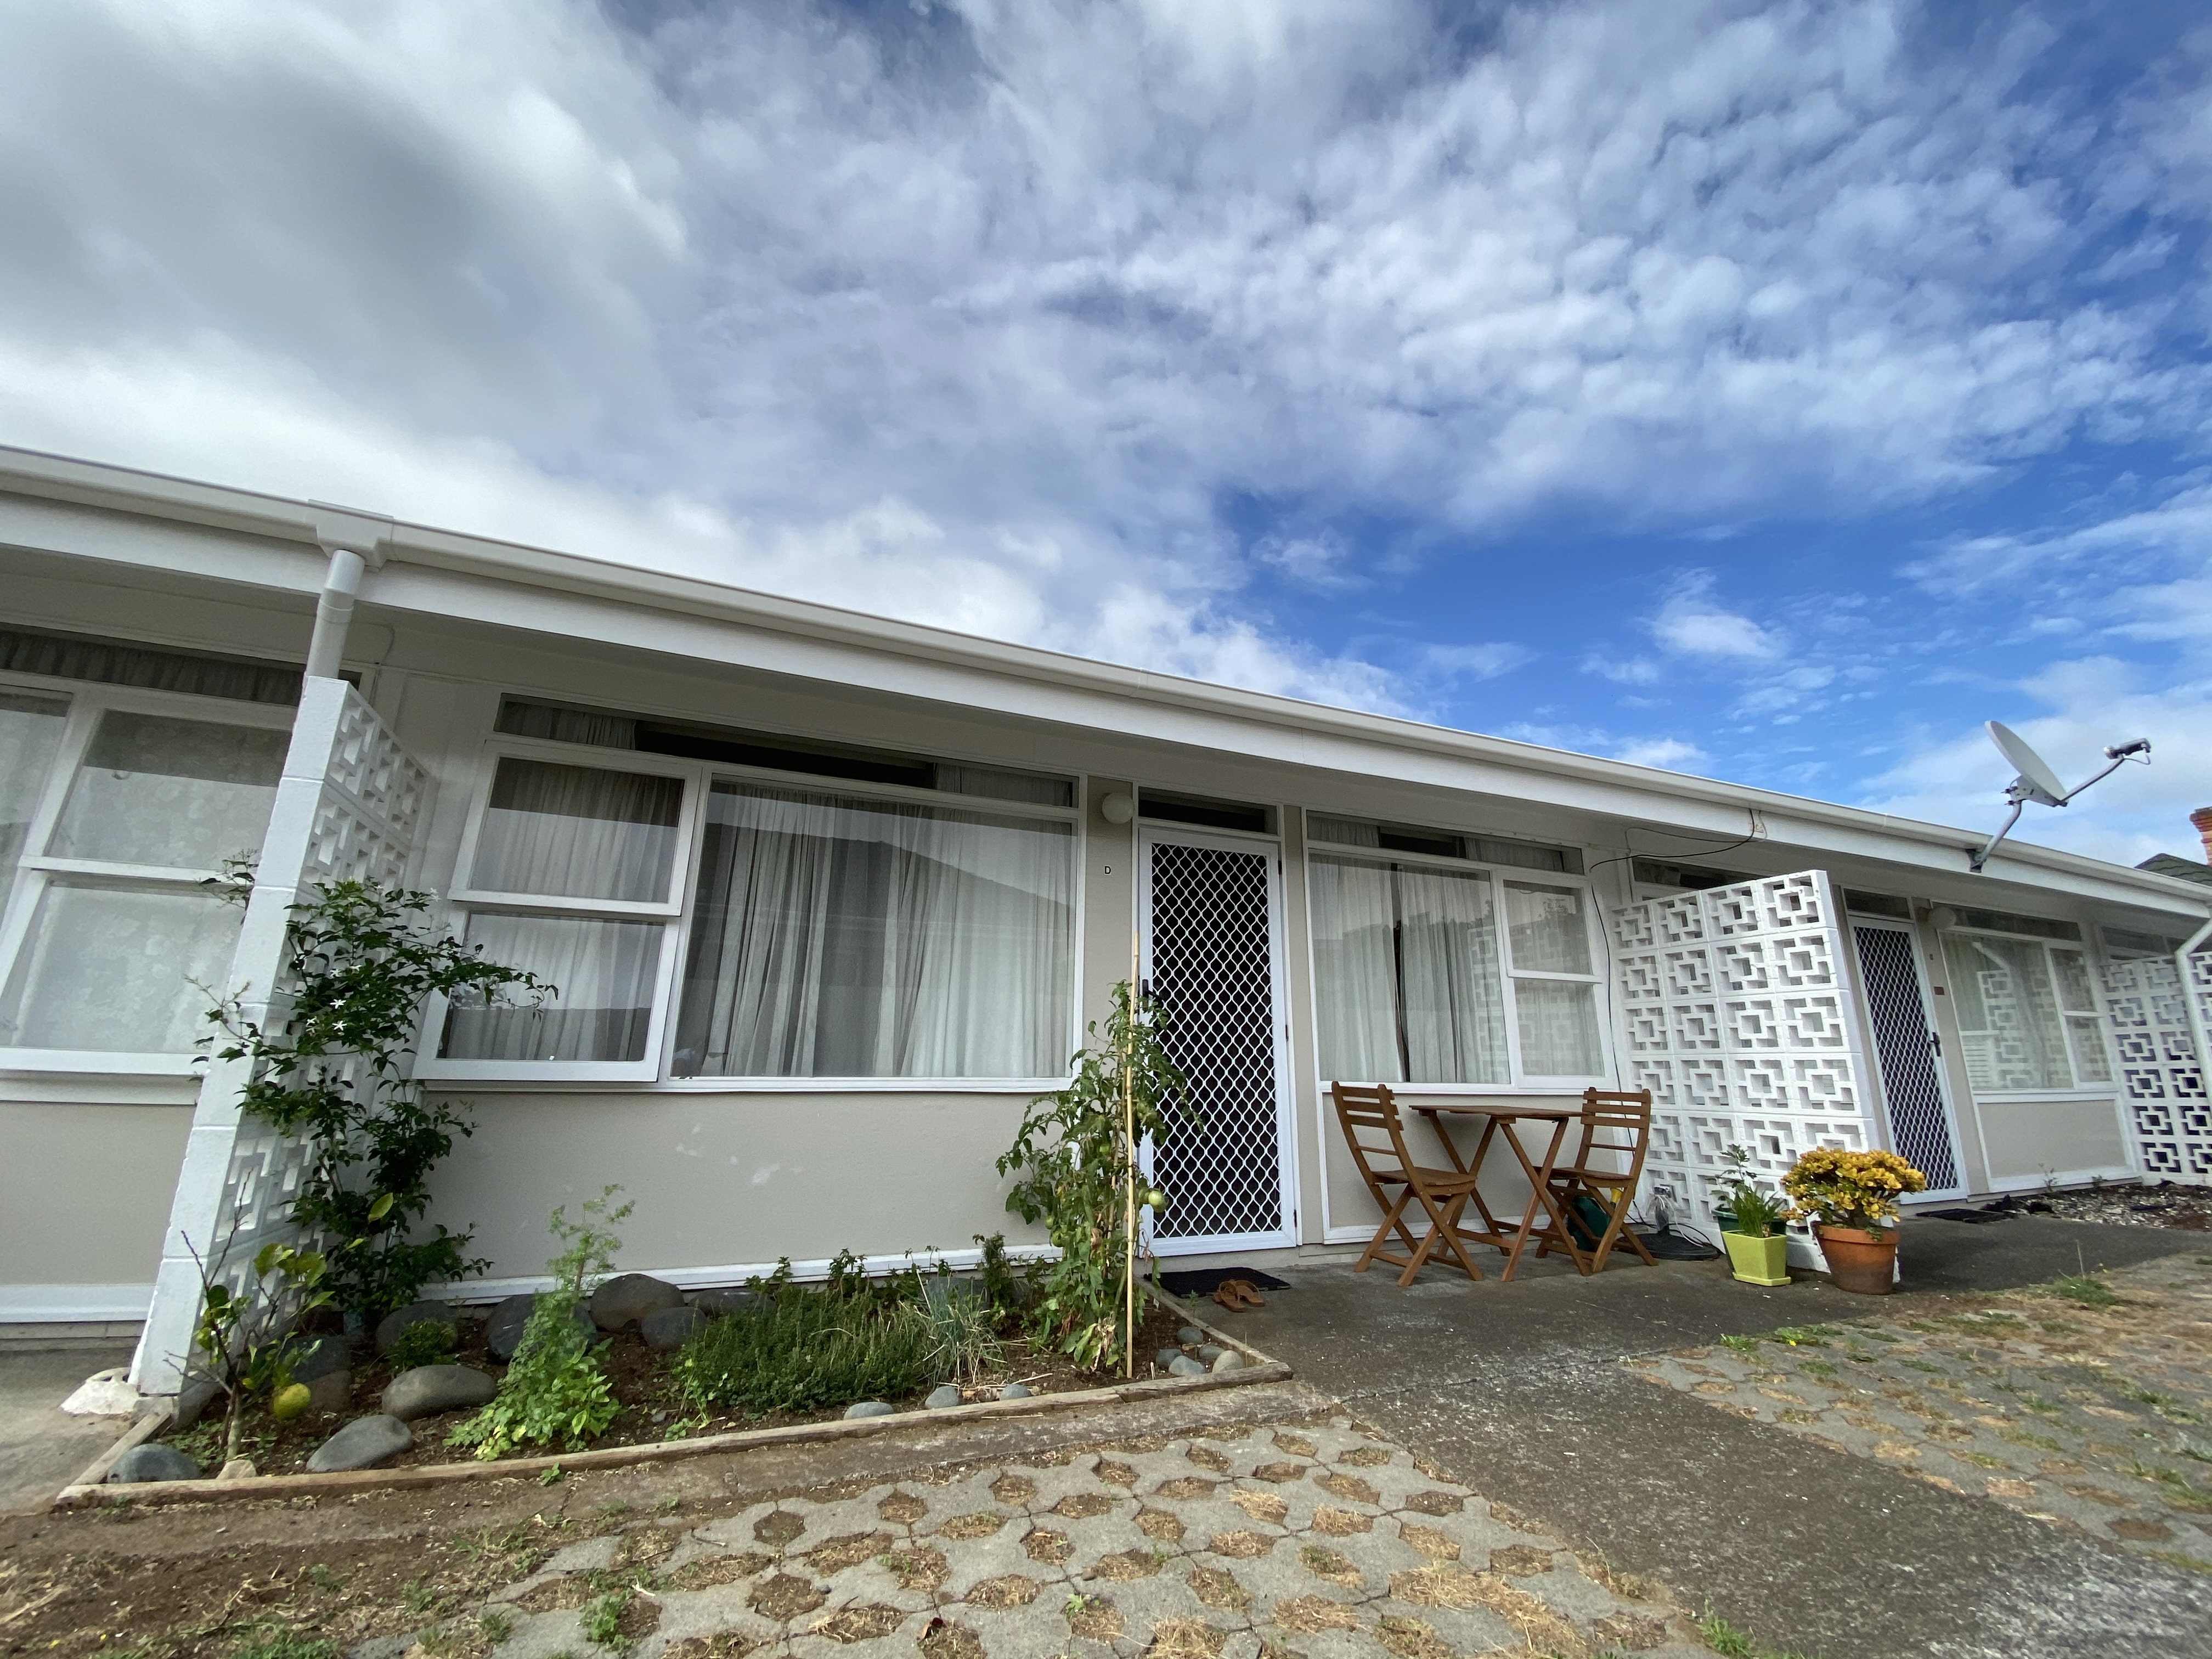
1853;919;1968;1201
1139;828;1297;1253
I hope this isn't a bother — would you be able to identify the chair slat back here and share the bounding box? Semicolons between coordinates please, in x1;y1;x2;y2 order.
1331;1081;1415;1175
1571;1087;1654;1177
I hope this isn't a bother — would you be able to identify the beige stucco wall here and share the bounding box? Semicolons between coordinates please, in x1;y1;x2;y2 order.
421;1090;1051;1288
1973;1096;2132;1184
0;1102;191;1290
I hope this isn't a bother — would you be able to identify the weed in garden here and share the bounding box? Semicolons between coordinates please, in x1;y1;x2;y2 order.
1719;1335;1762;1356
403;1577;439;1614
674;1284;934;1415
2050;1273;2120;1308
1901;1361;1946;1374
1769;1327;1830;1347
540;1465;566;1486
1998;1427;2064;1451
583;1589;633;1650
1799;1361;1841;1380
479;1611;513;1645
301;1563;346;1592
655;1495;681;1516
386;1319;458;1373
228;1630;338;1659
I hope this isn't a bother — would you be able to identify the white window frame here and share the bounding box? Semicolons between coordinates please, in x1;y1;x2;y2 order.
419;727;1087;1090
1938;925;2116;1102
0;672;296;1076
1300;813;1610;1094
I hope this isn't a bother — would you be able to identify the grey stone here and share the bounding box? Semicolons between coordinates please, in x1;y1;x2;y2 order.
1167;1355;1206;1378
287;1335;351;1382
108;1443;201;1483
373;1301;458;1356
640;1305;704;1351
590;1273;686;1331
843;1400;896;1419
306;1413;413;1473
925;1384;963;1410
486;1294;595;1362
1210;1350;1246;1373
216;1457;257;1482
380;1364;497;1423
999;1383;1032;1400
691;1286;770;1318
1177;1324;1206;1345
1155;1347;1184;1369
304;1370;351;1415
1197;1343;1224;1361
171;1376;222;1430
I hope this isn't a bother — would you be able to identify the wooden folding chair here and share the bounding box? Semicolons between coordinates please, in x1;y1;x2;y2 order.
1330;1082;1488;1286
1533;1087;1658;1274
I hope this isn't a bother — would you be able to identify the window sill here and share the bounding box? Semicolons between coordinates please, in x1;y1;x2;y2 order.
0;1051;204;1077
417;1074;1077;1094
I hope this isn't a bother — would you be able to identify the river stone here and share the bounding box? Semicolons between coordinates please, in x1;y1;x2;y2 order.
1177;1325;1206;1345
692;1286;770;1318
1211;1350;1246;1373
1155;1347;1184;1369
171;1377;223;1431
999;1383;1032;1400
590;1273;686;1331
381;1364;497;1422
108;1443;201;1483
374;1301;459;1356
1166;1355;1206;1378
843;1400;895;1419
924;1384;963;1410
216;1457;257;1482
288;1335;351;1382
1196;1344;1224;1362
485;1295;596;1362
304;1369;351;1415
641;1305;704;1351
307;1414;413;1473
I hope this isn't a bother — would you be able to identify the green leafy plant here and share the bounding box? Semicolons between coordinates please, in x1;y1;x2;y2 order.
917;1273;1003;1385
205;874;546;1317
582;1589;634;1650
189;1235;334;1466
2050;1272;2120;1308
997;980;1190;1369
973;1231;1025;1323
227;1630;338;1659
449;1188;629;1459
674;1273;935;1416
385;1318;458;1372
1713;1144;1787;1237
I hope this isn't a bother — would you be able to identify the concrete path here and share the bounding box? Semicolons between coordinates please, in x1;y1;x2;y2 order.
0;1341;136;1515
1212;1218;2212;1659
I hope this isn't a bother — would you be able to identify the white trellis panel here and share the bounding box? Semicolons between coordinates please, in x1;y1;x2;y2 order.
1610;871;1884;1260
2102;954;2212;1183
132;679;429;1392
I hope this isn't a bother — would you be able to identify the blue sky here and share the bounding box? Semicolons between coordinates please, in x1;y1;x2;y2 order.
2;0;2209;864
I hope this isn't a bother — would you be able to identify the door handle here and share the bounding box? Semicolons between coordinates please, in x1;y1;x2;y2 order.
1927;1031;1941;1057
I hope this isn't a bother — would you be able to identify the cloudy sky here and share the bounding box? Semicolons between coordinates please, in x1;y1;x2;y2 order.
3;0;2209;865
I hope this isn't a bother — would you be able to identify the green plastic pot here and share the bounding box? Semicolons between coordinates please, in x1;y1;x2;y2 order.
1722;1229;1791;1287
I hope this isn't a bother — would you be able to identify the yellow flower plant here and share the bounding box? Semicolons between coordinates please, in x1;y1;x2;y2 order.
1780;1147;1927;1234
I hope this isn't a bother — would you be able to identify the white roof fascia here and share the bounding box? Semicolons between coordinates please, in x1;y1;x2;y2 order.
1;443;2206;922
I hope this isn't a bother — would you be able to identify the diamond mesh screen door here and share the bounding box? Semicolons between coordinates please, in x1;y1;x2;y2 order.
1852;921;1966;1199
1141;831;1294;1252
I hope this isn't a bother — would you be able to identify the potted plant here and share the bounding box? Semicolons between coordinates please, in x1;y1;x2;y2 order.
1713;1145;1790;1286
1780;1148;1927;1295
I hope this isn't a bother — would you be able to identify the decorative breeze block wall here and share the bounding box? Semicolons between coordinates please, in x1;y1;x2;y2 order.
2101;953;2212;1181
1611;871;1883;1242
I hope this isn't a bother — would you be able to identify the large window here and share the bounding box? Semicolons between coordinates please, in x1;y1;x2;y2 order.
429;724;1081;1084
0;689;292;1066
1307;815;1605;1087
1942;932;2111;1094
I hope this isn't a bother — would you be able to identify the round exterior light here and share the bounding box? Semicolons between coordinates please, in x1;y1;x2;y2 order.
1099;791;1136;825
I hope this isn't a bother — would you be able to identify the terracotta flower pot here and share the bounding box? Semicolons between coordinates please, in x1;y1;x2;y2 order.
1815;1223;1898;1295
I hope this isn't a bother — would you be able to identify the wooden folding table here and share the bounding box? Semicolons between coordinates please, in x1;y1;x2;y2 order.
1407;1101;1583;1282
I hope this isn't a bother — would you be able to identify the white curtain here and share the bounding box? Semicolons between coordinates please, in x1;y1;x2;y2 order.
442;913;661;1063
0;881;242;1052
0;693;67;903
1397;866;1509;1082
1944;933;2072;1091
50;712;287;870
471;759;682;902
1514;980;1603;1076
674;783;1073;1077
1308;854;1401;1081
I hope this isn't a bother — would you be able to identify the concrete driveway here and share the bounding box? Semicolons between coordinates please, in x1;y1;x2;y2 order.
0;1341;137;1514
1207;1216;2212;1659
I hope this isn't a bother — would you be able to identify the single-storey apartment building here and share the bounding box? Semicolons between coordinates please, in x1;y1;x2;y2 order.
2;447;2208;1393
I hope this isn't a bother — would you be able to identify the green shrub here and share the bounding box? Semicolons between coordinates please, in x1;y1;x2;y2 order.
385;1319;456;1372
674;1280;935;1417
449;1187;628;1459
918;1275;1002;1384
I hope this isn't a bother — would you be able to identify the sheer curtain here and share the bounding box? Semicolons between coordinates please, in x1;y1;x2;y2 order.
470;759;682;901
674;783;1074;1078
442;914;660;1063
1397;867;1508;1082
1307;855;1401;1081
1944;934;2071;1091
50;712;287;869
0;693;67;908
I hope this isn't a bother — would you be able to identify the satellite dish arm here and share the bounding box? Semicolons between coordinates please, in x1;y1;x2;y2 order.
2055;740;2152;805
1968;800;2025;873
1968;738;2148;873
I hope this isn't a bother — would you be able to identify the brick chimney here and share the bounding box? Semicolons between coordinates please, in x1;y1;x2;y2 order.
2192;807;2212;865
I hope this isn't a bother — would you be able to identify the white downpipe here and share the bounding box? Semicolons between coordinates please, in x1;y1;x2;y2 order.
2175;915;2212;1188
303;546;366;679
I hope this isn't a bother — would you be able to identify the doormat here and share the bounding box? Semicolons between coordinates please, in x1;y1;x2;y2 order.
1922;1206;2013;1224
1157;1266;1291;1296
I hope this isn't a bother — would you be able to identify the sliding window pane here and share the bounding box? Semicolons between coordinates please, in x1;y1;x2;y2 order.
0;881;240;1052
49;713;286;870
1503;882;1592;974
470;759;683;903
674;783;1074;1078
0;693;68;906
441;913;662;1063
1514;979;1603;1076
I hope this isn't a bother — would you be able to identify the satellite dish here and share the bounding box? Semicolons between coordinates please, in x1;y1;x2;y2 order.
1968;723;2152;872
1987;721;2067;808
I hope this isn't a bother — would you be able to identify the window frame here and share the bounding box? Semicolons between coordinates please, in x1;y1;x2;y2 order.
1301;814;1610;1093
1938;924;2116;1101
0;670;297;1076
419;729;1088;1090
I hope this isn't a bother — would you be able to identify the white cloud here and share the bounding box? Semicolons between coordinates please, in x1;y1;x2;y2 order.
1613;736;1710;771
1651;574;1784;661
1582;652;1663;684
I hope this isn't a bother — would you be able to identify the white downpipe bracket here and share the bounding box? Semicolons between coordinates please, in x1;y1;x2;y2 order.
302;502;393;680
